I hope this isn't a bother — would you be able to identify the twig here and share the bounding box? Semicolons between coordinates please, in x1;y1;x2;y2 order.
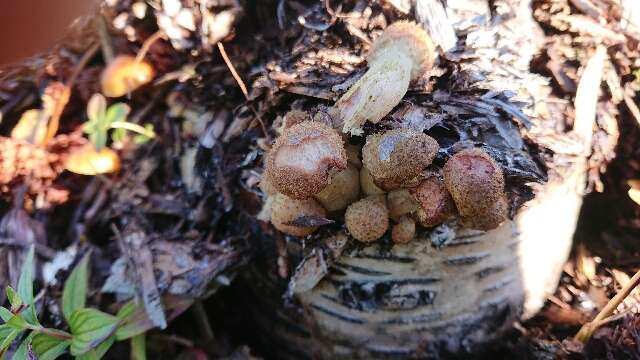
96;14;115;63
217;42;270;141
192;301;215;342
217;42;248;98
135;30;165;64
575;267;640;343
45;42;100;143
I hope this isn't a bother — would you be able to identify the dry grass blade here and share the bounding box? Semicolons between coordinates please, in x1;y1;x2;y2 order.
575;268;640;343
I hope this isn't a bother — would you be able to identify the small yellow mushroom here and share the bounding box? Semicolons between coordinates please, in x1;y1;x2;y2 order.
65;144;121;175
101;55;155;98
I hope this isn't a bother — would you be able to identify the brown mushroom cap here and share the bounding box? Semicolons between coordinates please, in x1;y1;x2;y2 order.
367;21;435;81
443;148;505;219
270;193;327;237
345;195;389;242
265;121;347;199
362;128;439;191
410;176;457;227
101;55;155;98
461;194;509;231
315;164;360;212
387;189;419;220
392;216;416;244
360;166;385;195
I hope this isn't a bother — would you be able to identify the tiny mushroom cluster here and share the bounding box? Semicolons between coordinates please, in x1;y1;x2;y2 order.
260;22;509;244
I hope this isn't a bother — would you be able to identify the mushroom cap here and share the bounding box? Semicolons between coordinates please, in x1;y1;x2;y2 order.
266;121;347;199
270;193;327;237
443;148;505;218
345;195;389;242
65;144;121;175
461;195;508;231
101;55;155;98
410;176;457;227
387;189;419;220
362;128;439;191
360;166;385;195
392;216;416;244
315;164;360;212
367;21;435;81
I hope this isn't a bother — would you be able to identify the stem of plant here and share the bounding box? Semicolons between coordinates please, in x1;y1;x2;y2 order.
574;267;640;343
28;326;73;341
135;30;165;64
110;121;155;139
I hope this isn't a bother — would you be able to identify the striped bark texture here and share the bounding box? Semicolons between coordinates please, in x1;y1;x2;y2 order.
243;172;582;359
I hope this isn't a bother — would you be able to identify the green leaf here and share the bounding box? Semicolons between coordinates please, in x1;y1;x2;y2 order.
6;286;22;311
6;315;29;330
0;327;23;352
62;253;91;324
130;333;146;360
12;332;35;360
68;309;118;356
76;336;114;360
0;307;12;322
114;301;152;341
16;246;38;326
104;103;130;126
111;127;127;143
32;333;70;360
87;94;107;123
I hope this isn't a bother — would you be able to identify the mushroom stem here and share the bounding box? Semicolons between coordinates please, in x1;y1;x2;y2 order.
334;52;413;136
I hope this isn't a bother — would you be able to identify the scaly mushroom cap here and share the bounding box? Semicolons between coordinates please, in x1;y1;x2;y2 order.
367;21;435;81
266;121;347;199
101;55;155;98
345;195;389;242
410;176;457;227
392;216;416;244
443;148;506;225
270;193;327;237
461;194;508;231
362;128;439;191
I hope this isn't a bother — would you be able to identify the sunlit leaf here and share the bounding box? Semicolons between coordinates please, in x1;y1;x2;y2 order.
86;94;106;123
68;309;118;356
6;315;29;330
0;307;12;322
62;253;91;323
6;286;22;312
104;103;130;126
